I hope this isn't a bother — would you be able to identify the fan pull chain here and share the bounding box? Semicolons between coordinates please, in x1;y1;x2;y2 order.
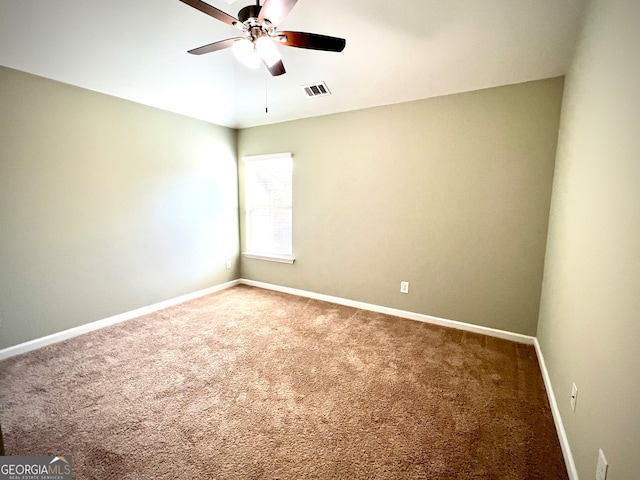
265;66;269;114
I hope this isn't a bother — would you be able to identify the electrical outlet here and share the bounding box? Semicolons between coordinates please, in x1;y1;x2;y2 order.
400;281;409;294
596;449;608;480
226;259;231;270
570;382;578;411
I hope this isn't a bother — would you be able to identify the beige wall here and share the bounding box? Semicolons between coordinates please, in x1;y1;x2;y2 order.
0;67;240;349
238;78;564;336
537;1;640;479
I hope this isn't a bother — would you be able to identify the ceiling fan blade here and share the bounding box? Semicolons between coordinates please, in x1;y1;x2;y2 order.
266;59;286;76
188;37;242;55
179;0;240;28
258;0;298;27
277;31;346;52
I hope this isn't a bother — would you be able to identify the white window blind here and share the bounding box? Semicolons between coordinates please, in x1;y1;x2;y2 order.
243;153;293;263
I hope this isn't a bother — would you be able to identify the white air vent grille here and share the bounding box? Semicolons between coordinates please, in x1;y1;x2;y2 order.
302;82;331;98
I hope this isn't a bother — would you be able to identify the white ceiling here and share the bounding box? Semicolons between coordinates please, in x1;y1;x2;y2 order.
0;0;587;129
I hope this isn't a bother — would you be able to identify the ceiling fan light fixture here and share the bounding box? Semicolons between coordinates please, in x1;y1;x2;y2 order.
179;0;346;76
255;36;281;68
232;38;261;68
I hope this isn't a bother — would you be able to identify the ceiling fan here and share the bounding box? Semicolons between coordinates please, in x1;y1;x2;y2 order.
179;0;346;76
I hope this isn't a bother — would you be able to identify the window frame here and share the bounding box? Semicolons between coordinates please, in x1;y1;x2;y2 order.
241;152;294;264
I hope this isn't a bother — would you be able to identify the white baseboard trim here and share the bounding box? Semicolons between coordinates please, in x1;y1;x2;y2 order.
239;279;536;345
0;279;240;361
534;339;579;480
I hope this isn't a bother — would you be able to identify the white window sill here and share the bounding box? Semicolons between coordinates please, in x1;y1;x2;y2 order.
242;252;295;264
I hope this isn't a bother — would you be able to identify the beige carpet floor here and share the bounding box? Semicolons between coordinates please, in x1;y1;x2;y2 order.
0;285;567;479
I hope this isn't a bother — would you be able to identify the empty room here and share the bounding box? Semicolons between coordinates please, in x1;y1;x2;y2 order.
0;0;638;479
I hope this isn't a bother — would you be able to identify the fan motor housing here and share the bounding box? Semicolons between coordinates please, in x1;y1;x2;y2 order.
238;5;262;24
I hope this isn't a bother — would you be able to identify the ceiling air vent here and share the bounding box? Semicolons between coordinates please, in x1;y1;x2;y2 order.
302;81;331;98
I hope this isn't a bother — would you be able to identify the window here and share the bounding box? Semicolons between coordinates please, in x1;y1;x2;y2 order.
242;153;294;263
